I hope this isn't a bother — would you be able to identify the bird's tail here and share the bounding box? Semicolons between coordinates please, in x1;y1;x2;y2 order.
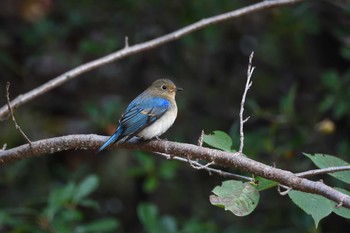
98;128;122;153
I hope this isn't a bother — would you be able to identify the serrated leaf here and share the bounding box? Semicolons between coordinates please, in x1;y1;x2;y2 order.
209;180;259;216
254;177;278;191
288;190;332;228
304;153;350;184
203;131;235;152
74;175;99;202
332;187;350;219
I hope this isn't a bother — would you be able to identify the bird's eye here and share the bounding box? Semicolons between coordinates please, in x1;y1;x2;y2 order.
161;85;167;90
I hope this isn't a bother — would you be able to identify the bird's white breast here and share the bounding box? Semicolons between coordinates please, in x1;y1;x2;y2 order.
137;105;178;139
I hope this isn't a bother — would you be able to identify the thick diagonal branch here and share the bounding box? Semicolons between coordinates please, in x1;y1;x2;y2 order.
1;134;349;209
0;0;303;120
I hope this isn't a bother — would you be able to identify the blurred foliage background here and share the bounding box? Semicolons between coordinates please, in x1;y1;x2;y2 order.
0;0;350;232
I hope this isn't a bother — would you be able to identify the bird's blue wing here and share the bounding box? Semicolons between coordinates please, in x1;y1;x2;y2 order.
98;96;169;152
119;96;170;138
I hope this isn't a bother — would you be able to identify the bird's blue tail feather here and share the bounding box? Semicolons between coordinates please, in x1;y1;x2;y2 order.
98;129;122;153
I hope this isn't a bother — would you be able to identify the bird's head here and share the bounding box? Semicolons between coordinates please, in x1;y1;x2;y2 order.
147;79;183;99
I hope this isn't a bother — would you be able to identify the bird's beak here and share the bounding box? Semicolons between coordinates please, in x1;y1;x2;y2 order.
176;87;183;91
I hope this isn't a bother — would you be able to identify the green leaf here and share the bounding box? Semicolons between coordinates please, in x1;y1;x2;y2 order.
45;182;76;220
77;218;119;233
288;190;332;228
59;208;83;222
144;176;158;193
137;203;159;233
159;216;177;233
52;208;83;233
209;180;259;216
203;131;235;152
74;175;99;202
79;199;99;210
0;210;22;227
304;153;350;184
137;203;178;233
254;177;278;191
332;188;350;219
182;218;217;233
335;101;348;119
51;182;76;204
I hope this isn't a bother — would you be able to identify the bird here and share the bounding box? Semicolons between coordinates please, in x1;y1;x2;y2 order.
98;79;182;152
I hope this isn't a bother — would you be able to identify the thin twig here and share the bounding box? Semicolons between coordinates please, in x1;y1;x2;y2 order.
275;166;350;196
0;0;304;120
189;160;215;171
188;158;214;175
278;184;292;196
295;166;350;178
197;130;204;147
124;36;129;48
239;52;255;153
155;151;253;181
6;82;32;146
336;196;345;208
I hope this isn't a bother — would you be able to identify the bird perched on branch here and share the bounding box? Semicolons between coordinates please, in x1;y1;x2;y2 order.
98;79;183;152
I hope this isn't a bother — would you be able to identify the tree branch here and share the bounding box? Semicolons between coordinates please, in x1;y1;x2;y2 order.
0;0;304;120
1;134;349;209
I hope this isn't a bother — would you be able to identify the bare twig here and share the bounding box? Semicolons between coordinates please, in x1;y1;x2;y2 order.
197;130;204;147
189;160;215;170
189;160;253;181
336;196;346;208
278;184;292;196
296;166;350;178
142;151;251;181
239;52;255;153
124;36;129;48
274;165;350;197
1;134;349;208
6;82;32;146
0;0;304;120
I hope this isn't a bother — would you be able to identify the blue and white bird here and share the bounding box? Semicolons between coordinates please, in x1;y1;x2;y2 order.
98;79;182;152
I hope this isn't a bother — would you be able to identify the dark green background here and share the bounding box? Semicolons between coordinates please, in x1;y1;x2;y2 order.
1;0;350;232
